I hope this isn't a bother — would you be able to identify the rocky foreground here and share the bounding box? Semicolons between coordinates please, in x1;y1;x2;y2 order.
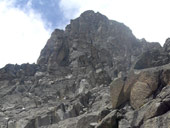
0;10;170;128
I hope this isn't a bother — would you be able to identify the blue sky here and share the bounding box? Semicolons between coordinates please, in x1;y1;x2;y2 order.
0;0;170;68
13;0;67;29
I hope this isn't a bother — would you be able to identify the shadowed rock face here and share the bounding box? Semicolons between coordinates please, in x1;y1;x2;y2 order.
0;10;170;128
164;38;170;53
134;50;170;69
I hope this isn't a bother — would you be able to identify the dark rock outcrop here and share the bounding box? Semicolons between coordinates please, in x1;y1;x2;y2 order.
164;38;170;53
0;63;39;80
134;50;170;69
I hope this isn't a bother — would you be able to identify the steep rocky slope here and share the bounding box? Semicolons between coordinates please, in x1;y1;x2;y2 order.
0;10;170;128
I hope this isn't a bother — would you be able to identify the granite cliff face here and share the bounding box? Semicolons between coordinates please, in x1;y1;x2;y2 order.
0;10;170;128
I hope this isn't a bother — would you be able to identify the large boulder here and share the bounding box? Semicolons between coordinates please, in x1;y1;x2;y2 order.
110;71;139;109
110;78;126;109
110;69;160;109
130;70;160;109
130;81;152;109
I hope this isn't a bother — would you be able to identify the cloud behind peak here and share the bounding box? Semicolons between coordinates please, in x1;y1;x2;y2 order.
0;0;51;68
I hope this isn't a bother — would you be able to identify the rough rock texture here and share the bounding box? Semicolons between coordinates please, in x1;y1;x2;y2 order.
0;10;170;128
110;69;160;109
134;49;170;69
117;85;170;128
95;110;118;128
164;38;170;53
110;78;125;109
130;70;160;109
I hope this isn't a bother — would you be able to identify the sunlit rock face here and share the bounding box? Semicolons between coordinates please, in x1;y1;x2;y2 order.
0;10;170;128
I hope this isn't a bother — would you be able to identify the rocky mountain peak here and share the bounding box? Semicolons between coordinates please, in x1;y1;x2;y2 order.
79;10;108;21
0;11;170;128
65;10;133;40
65;10;108;33
37;10;153;77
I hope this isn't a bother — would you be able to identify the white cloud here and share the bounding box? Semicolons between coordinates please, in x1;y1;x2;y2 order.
59;0;170;45
0;0;51;68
